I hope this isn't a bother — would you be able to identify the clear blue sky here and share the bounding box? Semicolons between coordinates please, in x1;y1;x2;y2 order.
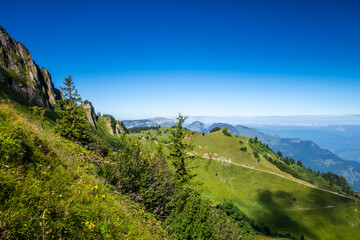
1;0;360;119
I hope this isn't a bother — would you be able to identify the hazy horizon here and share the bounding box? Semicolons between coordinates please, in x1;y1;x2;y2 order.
119;114;360;126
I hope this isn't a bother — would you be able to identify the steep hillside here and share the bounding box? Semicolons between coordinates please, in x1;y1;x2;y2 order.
131;127;360;239
0;26;62;108
1;97;252;240
189;131;360;239
186;121;360;192
233;125;360;192
0;104;167;239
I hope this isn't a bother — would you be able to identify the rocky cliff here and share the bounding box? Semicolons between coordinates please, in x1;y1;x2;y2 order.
0;26;62;108
101;115;127;136
82;101;97;128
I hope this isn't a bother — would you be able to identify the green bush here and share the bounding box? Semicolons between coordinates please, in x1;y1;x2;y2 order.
210;127;221;133
222;129;231;137
166;192;250;239
97;136;180;218
216;200;254;239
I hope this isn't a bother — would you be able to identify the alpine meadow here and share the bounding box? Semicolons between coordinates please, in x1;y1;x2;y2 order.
1;1;360;240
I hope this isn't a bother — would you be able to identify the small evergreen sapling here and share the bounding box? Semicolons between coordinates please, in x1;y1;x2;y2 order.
54;76;91;143
169;113;195;183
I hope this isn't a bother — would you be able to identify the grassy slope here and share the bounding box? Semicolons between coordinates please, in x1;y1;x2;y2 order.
0;103;167;239
132;127;360;240
131;127;172;143
191;157;359;239
189;131;360;240
89;116;120;148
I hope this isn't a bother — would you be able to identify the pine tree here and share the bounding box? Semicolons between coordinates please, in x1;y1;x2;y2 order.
54;76;91;143
297;160;304;168
169;113;195;183
61;75;81;104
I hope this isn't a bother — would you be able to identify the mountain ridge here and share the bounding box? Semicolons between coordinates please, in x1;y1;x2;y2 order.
0;25;62;108
122;117;174;128
183;121;360;192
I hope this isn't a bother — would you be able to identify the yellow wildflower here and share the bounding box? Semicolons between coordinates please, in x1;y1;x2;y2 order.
85;221;95;230
89;222;95;230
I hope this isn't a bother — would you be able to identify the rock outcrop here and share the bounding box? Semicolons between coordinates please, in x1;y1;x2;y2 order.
0;26;62;108
101;115;127;136
82;101;97;128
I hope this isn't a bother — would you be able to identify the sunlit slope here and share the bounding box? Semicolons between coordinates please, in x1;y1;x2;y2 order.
190;130;315;187
189;130;360;240
0;104;167;239
130;127;360;239
130;127;172;143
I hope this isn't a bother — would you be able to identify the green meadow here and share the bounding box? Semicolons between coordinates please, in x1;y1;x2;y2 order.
133;127;360;239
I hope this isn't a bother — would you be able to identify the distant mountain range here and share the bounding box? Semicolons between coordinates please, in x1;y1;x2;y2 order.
122;117;174;128
186;115;360;126
183;121;360;192
256;125;360;163
124;116;360;192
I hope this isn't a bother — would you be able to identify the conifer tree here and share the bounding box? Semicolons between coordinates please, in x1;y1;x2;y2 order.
297;160;304;168
54;76;90;143
169;113;195;183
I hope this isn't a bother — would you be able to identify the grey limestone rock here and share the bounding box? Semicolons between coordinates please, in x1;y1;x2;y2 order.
0;25;62;108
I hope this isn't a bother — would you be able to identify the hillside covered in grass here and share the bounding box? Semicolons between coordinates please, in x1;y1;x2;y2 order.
131;126;360;239
0;104;167;239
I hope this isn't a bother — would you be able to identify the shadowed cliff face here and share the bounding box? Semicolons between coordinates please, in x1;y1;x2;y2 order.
0;26;62;108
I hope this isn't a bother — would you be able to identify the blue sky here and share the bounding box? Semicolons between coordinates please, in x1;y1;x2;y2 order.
1;0;360;119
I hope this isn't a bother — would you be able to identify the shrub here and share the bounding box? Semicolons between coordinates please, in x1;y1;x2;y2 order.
210;127;221;133
222;129;231;137
166;192;250;239
216;200;254;238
